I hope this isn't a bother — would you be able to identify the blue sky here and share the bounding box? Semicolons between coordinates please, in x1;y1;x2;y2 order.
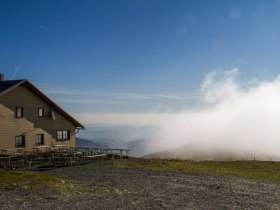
1;0;280;123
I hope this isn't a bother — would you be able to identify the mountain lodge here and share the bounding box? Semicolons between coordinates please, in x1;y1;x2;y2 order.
0;73;84;152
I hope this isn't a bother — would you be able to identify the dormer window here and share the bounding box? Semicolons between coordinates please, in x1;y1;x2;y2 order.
15;107;23;118
38;107;44;117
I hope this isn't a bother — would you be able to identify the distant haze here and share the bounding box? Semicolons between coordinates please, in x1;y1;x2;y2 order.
78;69;280;160
78;125;156;156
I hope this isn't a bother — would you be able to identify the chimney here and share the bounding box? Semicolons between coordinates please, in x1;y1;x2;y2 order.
0;73;4;81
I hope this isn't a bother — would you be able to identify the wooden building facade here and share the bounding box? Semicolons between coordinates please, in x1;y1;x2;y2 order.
0;74;84;151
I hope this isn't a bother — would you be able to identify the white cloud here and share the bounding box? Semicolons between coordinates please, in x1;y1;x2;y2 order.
68;69;280;160
36;82;204;107
73;113;173;126
38;25;54;31
150;68;280;160
9;65;21;80
201;68;239;103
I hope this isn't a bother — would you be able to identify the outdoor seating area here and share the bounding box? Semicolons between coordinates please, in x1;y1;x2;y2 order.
0;145;130;170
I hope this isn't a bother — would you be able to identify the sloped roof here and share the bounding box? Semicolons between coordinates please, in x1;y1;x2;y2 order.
0;80;25;94
0;79;84;129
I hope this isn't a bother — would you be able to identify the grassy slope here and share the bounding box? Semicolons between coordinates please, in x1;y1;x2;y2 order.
0;171;85;198
1;158;279;192
112;158;280;182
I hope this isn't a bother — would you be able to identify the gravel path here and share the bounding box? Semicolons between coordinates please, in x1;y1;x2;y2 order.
1;162;280;209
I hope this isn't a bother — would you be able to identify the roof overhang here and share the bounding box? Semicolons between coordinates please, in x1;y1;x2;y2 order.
0;80;85;129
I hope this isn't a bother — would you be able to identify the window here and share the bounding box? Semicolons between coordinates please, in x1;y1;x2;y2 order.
57;130;70;140
62;130;69;140
35;134;44;145
57;131;62;140
15;136;25;148
38;107;44;117
15;107;23;118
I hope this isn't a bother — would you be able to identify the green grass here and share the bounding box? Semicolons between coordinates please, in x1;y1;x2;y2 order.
112;158;280;182
0;171;85;199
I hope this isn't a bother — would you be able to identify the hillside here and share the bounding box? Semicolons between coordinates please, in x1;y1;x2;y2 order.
145;143;280;161
76;138;108;148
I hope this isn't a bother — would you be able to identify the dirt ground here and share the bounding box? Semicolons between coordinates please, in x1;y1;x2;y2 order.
1;161;280;210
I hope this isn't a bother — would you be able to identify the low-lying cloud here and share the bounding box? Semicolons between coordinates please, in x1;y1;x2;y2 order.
150;68;280;160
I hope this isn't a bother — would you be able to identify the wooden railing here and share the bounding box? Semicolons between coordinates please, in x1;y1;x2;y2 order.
0;146;130;170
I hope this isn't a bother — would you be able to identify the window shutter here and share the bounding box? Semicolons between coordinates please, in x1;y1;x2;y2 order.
22;136;25;147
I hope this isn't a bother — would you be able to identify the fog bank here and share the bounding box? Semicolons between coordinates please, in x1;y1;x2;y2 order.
150;69;280;160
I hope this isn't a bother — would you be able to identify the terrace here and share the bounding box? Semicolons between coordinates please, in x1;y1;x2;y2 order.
0;145;130;170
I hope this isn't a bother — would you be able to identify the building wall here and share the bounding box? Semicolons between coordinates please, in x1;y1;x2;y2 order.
0;84;76;150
